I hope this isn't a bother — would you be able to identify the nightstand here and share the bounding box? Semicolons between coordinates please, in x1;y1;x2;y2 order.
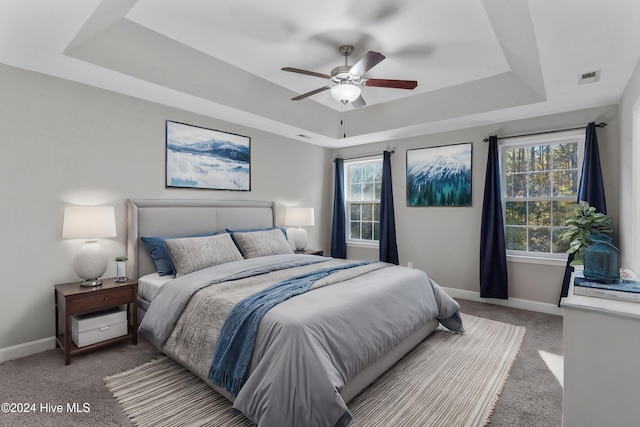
294;249;324;256
54;278;137;365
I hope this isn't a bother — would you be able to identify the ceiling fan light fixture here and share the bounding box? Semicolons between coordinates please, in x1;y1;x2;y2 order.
331;83;361;104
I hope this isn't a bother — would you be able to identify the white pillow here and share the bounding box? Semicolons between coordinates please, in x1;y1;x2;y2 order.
232;228;294;258
165;233;243;277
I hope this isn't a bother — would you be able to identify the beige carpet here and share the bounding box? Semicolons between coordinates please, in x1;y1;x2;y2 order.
105;314;524;427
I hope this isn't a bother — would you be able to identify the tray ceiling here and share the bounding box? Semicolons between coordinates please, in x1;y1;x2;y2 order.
1;0;639;147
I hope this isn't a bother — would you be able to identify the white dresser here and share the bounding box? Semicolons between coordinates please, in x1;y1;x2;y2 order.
561;274;640;427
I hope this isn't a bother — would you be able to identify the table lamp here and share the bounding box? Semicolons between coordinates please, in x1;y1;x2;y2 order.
285;207;315;250
62;206;117;286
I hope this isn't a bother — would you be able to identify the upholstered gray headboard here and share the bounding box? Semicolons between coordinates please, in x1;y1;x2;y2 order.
126;199;276;279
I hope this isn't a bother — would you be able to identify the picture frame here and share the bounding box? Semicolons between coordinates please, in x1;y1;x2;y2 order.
166;121;251;191
406;142;472;207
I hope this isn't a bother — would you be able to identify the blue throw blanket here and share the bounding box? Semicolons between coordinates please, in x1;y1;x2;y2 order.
208;261;372;396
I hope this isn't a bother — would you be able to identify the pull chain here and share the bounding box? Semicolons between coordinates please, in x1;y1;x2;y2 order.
341;103;346;138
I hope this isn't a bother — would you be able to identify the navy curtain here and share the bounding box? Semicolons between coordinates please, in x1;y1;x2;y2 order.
331;158;347;259
480;136;509;299
559;122;607;302
379;151;399;264
578;123;607;214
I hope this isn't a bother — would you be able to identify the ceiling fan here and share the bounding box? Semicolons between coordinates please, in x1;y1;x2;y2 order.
282;45;418;108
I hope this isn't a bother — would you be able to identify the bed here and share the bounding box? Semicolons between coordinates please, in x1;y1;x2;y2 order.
127;199;463;427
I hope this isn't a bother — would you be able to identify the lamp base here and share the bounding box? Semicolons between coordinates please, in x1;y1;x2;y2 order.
292;227;308;251
74;240;108;287
80;278;102;287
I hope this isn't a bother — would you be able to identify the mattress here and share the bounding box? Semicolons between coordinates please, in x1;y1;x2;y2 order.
138;273;173;303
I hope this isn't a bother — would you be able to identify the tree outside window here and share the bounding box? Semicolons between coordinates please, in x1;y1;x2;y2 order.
500;132;584;259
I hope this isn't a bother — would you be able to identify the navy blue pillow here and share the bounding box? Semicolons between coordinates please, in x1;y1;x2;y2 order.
140;231;216;276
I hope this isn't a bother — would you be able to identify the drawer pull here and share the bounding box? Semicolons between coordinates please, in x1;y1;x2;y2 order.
99;326;110;332
69;288;131;313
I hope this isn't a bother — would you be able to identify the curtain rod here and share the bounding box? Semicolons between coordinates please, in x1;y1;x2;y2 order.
334;150;395;162
482;122;607;143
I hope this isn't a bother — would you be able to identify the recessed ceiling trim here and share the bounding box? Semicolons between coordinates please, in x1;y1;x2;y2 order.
2;0;637;148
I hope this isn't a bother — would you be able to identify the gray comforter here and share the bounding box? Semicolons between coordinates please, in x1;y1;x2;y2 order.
139;254;463;427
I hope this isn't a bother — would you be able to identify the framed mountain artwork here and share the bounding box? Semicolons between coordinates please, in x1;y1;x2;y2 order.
165;121;251;191
406;142;472;207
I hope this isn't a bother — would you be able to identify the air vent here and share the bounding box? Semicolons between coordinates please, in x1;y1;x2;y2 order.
579;70;601;85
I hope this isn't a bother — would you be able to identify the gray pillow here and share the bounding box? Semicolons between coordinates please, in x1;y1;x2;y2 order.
140;231;216;276
165;233;243;277
232;228;294;258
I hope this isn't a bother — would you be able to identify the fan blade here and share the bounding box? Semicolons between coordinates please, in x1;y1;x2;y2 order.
281;67;331;79
351;95;366;108
364;79;418;89
292;85;332;100
349;51;385;76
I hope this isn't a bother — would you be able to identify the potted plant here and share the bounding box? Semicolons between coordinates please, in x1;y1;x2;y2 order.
559;201;613;266
115;256;128;282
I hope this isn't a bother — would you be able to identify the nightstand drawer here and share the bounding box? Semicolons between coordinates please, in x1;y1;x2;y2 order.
69;288;133;313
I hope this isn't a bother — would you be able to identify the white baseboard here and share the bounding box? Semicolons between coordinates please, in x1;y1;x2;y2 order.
443;287;564;316
0;336;56;364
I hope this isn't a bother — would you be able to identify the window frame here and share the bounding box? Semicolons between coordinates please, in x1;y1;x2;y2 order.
344;156;383;247
499;130;585;262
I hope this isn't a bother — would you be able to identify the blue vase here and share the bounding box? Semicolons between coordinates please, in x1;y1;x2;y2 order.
584;234;620;283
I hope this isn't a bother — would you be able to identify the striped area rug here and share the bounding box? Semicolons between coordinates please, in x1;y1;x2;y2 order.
104;314;524;427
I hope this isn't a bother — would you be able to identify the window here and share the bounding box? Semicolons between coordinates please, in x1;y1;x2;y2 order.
500;132;584;259
345;158;382;245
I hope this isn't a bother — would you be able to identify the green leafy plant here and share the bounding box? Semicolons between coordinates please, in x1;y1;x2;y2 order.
559;201;612;266
114;256;128;262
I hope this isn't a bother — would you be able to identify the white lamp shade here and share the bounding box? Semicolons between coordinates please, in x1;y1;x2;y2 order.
285;207;315;227
62;206;117;239
330;84;361;103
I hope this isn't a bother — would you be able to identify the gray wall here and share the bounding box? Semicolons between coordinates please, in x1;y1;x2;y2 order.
0;63;332;349
0;57;630;350
333;104;620;306
619;57;640;273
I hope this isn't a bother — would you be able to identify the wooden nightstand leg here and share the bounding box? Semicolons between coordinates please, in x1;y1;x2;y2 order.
64;300;71;365
128;299;138;346
54;289;59;349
